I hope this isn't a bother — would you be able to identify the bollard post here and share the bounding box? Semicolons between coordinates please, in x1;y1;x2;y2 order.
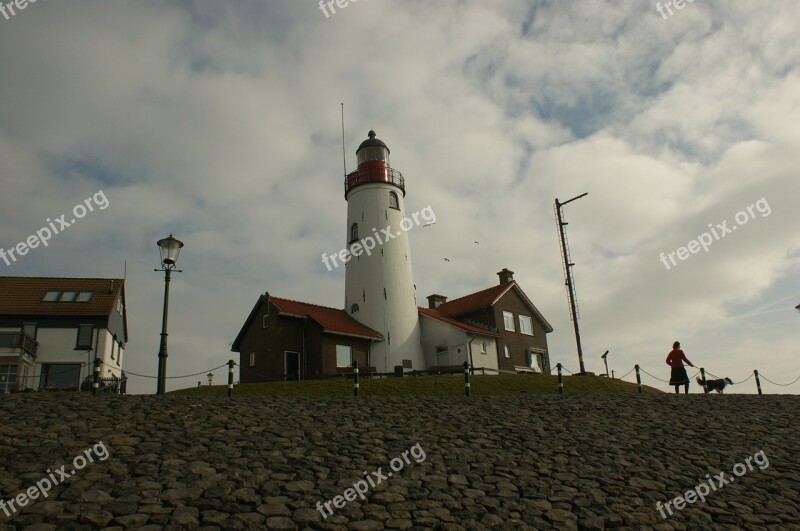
353;360;360;397
754;369;762;395
227;360;235;398
635;364;642;394
700;367;708;394
93;358;101;396
557;363;563;395
463;361;471;397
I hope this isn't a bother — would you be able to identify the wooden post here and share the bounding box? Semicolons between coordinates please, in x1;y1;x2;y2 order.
353;360;360;397
557;363;563;395
700;367;708;394
227;359;234;398
754;370;762;395
635;364;642;394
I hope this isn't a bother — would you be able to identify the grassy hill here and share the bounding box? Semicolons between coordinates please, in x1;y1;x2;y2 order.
172;373;661;397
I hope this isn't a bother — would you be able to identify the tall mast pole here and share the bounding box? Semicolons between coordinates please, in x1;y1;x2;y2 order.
555;193;588;375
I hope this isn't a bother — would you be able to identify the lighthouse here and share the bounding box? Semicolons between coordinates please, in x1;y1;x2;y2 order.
344;130;424;373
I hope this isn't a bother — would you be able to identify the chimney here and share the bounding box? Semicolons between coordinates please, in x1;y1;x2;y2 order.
427;294;447;309
497;268;515;285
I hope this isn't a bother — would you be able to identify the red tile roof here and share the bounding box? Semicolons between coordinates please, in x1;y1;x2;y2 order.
269;296;383;340
436;283;514;317
418;307;500;336
435;280;553;333
0;276;124;317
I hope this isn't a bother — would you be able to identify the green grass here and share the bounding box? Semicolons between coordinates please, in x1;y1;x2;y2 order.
171;373;662;397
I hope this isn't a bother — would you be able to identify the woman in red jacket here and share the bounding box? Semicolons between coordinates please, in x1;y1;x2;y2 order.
666;341;695;394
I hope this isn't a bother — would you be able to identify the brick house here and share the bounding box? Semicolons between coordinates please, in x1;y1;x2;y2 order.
429;269;553;374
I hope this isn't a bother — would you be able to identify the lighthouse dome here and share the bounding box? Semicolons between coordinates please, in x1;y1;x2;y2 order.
356;130;390;165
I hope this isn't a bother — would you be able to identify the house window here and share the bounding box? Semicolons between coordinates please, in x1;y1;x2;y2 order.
402;359;412;369
110;336;116;359
480;341;487;355
0;364;18;393
42;291;60;302
39;364;81;389
336;345;352;368
76;292;93;302
249;352;256;367
519;315;533;336
503;311;515;332
389;191;399;209
350;223;359;243
504;345;510;358
351;303;360;314
60;291;77;302
117;296;123;314
22;323;37;340
75;324;94;350
262;314;269;329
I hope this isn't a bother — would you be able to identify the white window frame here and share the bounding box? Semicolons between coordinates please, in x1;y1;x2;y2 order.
262;314;269;329
519;315;534;336
249;352;256;367
503;311;515;332
504;345;510;358
480;341;487;355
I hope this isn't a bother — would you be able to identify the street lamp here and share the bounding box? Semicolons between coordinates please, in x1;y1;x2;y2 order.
601;350;609;377
155;234;183;395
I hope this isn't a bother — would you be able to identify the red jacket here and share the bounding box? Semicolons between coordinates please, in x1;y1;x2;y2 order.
666;348;693;368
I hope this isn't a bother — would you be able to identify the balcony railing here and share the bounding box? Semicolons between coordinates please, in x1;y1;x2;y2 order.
344;167;405;196
0;333;38;358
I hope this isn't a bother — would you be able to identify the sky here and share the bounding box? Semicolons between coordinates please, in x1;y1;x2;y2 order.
1;0;798;395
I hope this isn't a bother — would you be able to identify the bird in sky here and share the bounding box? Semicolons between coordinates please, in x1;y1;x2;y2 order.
443;258;451;262
474;241;479;244
423;222;436;227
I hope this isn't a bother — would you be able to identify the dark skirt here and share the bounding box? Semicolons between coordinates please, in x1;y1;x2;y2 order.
670;367;689;386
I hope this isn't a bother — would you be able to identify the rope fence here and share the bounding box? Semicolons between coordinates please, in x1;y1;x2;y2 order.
5;356;798;398
617;365;799;395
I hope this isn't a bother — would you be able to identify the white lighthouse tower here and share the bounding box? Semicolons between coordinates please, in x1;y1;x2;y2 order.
344;130;424;373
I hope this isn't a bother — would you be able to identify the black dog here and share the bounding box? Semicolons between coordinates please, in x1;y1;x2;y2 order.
697;377;733;393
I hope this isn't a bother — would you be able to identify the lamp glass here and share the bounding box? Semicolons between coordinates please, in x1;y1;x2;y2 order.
157;235;184;266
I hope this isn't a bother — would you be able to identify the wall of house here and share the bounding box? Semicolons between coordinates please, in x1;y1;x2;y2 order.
319;336;371;375
95;329;124;379
419;316;500;372
491;290;551;373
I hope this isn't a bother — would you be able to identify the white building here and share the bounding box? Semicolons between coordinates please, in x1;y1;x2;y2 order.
0;277;128;393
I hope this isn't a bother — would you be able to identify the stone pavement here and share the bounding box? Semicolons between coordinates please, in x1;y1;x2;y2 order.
0;393;798;530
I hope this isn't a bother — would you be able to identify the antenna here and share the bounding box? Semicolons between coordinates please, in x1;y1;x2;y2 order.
123;259;127;281
341;103;347;178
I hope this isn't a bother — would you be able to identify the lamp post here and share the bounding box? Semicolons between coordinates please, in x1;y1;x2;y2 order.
601;350;609;377
155;235;184;395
